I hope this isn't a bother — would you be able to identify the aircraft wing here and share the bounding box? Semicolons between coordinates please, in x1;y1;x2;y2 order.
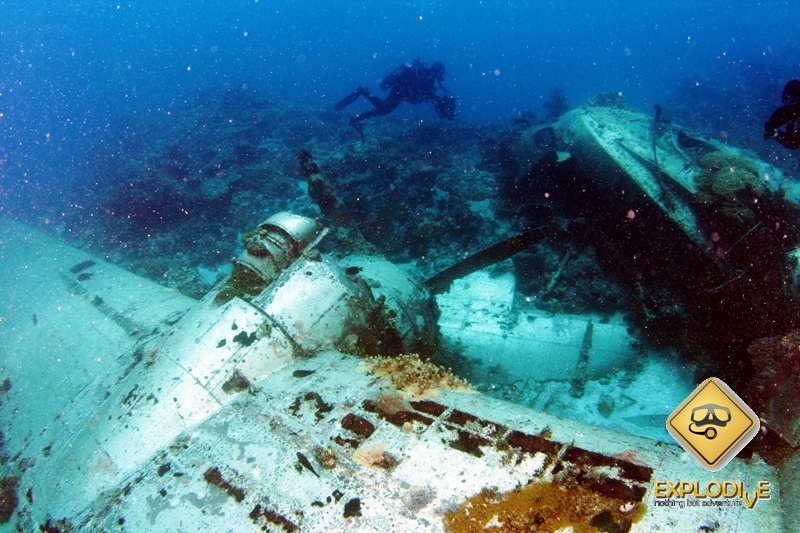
0;218;785;532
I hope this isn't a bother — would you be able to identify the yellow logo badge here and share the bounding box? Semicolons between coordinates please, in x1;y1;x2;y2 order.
666;377;759;472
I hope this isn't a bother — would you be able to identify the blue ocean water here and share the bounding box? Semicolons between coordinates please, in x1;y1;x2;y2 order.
1;0;798;217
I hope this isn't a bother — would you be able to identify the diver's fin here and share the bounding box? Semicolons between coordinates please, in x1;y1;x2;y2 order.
334;86;369;111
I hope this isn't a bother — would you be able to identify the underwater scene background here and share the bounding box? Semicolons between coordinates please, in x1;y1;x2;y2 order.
2;0;799;209
2;0;800;432
2;2;800;530
1;1;797;283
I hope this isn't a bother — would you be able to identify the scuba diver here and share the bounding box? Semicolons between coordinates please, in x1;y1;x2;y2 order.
764;79;800;149
334;59;456;137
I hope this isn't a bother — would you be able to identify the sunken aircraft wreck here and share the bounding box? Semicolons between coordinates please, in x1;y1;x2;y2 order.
1;103;800;532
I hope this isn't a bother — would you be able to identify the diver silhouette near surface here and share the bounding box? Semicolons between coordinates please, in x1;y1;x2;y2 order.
764;79;800;150
334;59;456;137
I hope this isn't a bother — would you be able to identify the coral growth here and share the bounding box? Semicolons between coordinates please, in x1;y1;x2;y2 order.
747;329;800;448
401;486;435;512
363;353;473;399
696;150;765;198
313;446;338;469
444;480;646;533
221;370;252;394
352;443;399;469
693;149;773;229
374;390;411;415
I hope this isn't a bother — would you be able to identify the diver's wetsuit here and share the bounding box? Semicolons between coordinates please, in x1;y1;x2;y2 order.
334;59;455;137
764;79;800;150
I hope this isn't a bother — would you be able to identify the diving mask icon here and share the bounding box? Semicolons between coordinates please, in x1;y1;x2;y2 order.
688;403;731;440
667;377;759;472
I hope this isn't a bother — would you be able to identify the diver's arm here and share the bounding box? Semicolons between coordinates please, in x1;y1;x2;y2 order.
776;127;800;149
765;104;800;139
